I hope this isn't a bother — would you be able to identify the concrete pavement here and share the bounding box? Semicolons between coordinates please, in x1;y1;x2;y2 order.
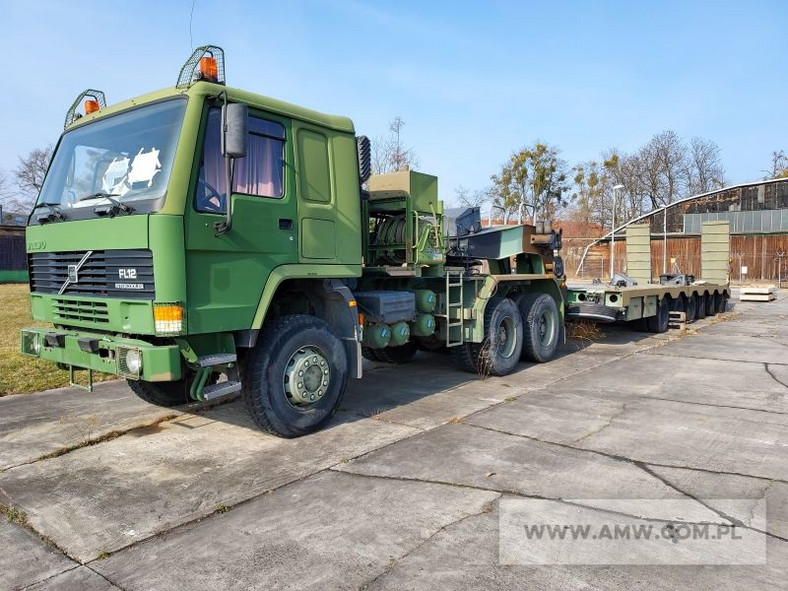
1;289;786;590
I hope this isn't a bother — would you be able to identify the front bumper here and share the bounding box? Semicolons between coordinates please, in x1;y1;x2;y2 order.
20;327;182;382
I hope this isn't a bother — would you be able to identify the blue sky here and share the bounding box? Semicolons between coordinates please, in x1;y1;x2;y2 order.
3;1;787;204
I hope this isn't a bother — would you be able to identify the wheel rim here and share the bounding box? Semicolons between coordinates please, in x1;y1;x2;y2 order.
538;310;556;348
496;316;517;359
283;346;330;408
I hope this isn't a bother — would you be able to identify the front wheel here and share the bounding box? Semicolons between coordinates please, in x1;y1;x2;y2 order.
242;315;347;438
127;370;217;407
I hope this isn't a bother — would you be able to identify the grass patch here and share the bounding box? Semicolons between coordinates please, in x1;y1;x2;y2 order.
0;503;28;524
0;284;115;396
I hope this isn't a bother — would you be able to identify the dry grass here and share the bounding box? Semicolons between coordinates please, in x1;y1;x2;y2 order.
0;284;115;396
566;320;606;348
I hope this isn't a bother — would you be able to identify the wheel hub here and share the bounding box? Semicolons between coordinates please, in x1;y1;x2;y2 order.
496;316;517;358
283;346;330;406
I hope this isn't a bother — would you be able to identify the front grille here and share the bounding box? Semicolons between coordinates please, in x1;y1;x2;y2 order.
53;298;109;324
29;249;155;300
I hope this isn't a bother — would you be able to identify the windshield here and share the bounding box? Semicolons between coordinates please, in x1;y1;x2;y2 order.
36;99;187;216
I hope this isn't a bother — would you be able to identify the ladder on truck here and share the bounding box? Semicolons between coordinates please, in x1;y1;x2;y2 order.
443;269;464;347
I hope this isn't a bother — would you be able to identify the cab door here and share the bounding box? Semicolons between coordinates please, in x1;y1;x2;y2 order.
184;107;297;334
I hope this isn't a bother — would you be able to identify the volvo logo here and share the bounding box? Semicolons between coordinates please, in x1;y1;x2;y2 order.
58;251;93;295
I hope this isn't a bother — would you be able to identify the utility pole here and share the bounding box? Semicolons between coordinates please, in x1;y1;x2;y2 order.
610;185;624;280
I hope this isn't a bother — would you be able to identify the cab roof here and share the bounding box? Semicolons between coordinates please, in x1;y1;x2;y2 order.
66;81;356;134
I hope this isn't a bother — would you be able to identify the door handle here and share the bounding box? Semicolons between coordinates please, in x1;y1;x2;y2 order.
279;218;293;230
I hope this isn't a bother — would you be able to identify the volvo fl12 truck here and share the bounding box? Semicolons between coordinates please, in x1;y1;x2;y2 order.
20;46;566;437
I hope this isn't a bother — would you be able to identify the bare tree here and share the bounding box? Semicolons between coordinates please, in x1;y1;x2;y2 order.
686;137;725;194
455;185;490;209
765;150;788;179
371;117;419;175
15;145;53;208
637;130;688;209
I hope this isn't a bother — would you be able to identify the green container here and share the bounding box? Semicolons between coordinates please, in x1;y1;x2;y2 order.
389;321;410;346
410;314;436;337
414;290;437;313
363;324;391;349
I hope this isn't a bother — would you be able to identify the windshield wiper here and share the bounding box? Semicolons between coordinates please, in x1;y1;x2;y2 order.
76;192;134;216
32;202;67;223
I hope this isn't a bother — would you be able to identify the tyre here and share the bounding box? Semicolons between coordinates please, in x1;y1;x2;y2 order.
450;343;479;373
375;342;418;364
517;293;560;363
566;302;617;323
714;292;726;313
449;297;524;376
127;371;217;407
694;293;706;319
685;292;697;321
705;292;717;316
242;315;347;438
646;297;670;333
476;297;524;376
362;346;385;362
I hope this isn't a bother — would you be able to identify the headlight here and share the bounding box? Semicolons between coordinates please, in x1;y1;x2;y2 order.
125;349;142;373
118;346;143;378
21;330;41;356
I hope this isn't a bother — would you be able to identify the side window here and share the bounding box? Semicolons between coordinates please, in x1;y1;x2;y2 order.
297;129;331;203
196;109;286;213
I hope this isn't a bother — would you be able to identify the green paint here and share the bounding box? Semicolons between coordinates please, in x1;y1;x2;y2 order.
0;270;28;283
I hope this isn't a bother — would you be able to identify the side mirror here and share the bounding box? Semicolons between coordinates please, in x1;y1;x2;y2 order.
222;103;248;158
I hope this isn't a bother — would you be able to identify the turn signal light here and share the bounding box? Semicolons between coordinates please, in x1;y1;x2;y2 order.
153;303;185;335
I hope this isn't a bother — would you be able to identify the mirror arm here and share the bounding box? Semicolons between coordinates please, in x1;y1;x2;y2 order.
215;91;233;235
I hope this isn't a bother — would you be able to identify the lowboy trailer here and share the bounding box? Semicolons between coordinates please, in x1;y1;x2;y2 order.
566;221;731;332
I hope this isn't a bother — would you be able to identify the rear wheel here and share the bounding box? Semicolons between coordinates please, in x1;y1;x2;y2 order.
646;297;670;333
375;342;418;364
685;292;697;321
476;297;524;376
705;292;717;316
714;292;726;313
362;347;385;362
518;293;560;363
242;315;347;438
694;293;707;319
450;297;524;376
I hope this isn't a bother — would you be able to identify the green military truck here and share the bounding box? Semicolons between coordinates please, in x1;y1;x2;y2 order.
20;46;566;437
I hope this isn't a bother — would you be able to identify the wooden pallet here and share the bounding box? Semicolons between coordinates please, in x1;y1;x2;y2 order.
740;286;777;302
669;311;687;331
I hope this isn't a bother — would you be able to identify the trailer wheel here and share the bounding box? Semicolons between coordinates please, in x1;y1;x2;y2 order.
714;292;725;313
517;293;560;363
646;297;670;333
375;342;418;364
685;293;697;321
566;302;617;323
705;292;717;316
127;371;217;407
694;293;707;319
242;315;347;438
